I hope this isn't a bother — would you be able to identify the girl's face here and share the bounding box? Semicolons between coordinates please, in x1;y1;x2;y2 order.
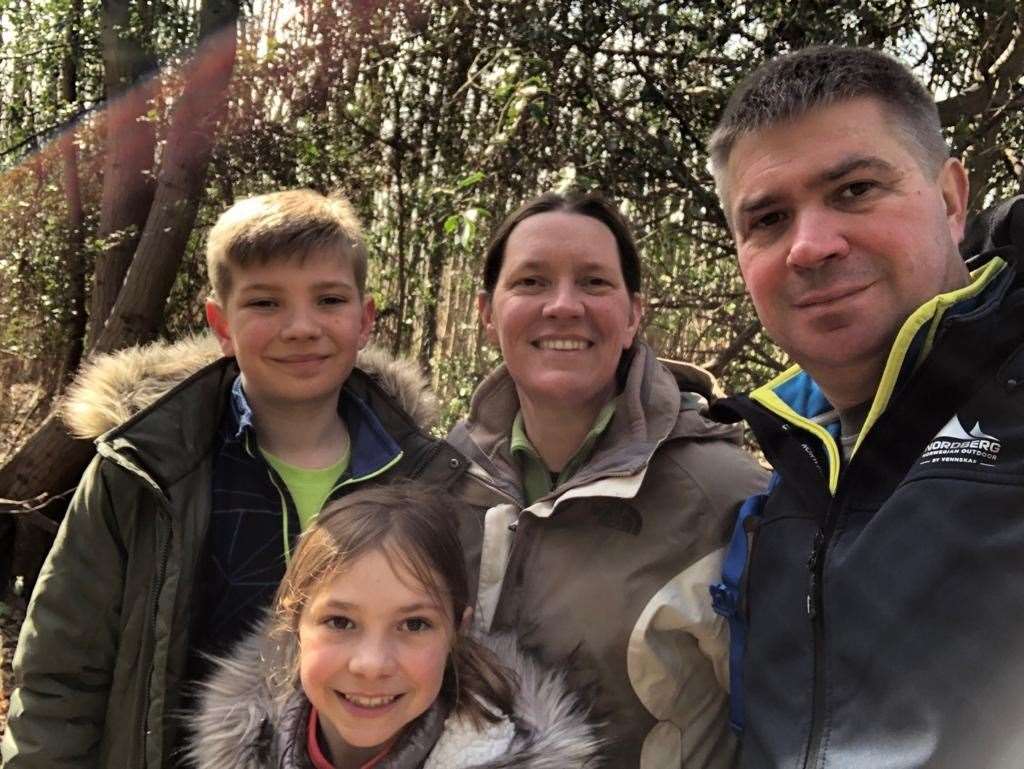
298;548;455;766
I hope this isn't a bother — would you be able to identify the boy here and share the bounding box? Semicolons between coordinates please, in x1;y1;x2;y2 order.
1;190;466;769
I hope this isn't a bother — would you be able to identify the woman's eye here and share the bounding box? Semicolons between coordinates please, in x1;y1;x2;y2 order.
324;615;354;631
516;277;539;287
401;617;433;632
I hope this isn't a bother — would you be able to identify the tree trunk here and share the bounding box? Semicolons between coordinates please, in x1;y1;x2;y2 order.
0;0;241;600
87;0;159;348
58;0;87;389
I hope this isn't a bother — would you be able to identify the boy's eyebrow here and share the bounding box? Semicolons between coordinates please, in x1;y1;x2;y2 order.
235;279;356;293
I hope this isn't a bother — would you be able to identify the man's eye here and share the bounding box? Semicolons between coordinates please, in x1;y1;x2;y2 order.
324;615;354;631
750;211;785;231
839;181;877;200
401;617;433;632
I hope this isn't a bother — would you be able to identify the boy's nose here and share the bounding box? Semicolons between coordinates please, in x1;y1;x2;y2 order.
281;307;321;339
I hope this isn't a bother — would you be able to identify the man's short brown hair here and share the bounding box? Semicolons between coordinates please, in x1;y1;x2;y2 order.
206;189;368;300
708;46;949;222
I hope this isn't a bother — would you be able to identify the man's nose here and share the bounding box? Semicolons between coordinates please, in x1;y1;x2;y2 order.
787;208;850;269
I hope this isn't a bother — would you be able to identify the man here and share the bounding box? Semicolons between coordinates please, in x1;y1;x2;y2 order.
707;46;1024;769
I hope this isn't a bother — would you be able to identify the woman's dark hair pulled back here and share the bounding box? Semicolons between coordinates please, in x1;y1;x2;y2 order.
482;191;642;295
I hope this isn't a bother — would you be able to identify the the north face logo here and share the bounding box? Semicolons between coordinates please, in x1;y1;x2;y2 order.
920;415;1002;466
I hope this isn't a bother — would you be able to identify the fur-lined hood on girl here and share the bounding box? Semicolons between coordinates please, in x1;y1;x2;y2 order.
184;619;601;769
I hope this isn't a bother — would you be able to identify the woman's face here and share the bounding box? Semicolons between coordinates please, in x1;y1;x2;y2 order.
298;549;454;765
479;211;641;416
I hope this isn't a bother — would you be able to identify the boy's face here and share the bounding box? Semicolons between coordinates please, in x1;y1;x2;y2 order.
206;249;374;413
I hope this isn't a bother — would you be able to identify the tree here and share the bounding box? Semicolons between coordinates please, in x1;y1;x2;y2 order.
0;0;240;598
0;0;1020;595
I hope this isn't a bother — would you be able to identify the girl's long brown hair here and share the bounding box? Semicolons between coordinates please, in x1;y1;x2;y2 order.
272;482;516;726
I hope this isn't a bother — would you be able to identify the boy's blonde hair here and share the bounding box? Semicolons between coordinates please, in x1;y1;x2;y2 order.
206;189;368;300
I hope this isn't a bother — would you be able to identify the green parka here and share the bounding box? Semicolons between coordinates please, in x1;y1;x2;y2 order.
1;335;465;769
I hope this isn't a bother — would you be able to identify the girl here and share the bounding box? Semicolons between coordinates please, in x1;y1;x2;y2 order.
186;483;599;769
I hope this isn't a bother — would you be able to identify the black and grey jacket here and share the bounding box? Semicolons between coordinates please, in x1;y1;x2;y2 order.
713;196;1024;769
184;620;601;769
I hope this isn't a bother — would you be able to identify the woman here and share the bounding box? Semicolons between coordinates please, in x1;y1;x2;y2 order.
448;192;767;769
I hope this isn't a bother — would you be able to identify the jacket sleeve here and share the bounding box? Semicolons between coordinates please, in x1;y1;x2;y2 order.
627;545;737;769
1;455;128;768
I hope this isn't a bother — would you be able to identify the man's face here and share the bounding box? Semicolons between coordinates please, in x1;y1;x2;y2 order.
725;97;969;404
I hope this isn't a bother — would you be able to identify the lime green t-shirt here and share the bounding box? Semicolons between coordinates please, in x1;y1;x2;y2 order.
510;401;616;506
261;449;350;531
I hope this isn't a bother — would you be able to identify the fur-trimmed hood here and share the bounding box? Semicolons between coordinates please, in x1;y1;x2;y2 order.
60;333;439;439
184;620;600;769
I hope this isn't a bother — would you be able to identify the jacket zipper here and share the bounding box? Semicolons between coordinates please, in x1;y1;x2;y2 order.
139;498;172;769
803;491;844;769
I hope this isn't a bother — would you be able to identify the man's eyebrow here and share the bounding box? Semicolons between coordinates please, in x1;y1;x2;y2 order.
818;155;897;183
736;155;899;218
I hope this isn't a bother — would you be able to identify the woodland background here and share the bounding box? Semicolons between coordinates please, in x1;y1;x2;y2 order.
0;0;1021;669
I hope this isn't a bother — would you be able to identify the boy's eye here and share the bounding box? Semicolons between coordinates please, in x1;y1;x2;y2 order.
319;295;347;306
401;617;433;632
246;298;277;309
324;615;354;631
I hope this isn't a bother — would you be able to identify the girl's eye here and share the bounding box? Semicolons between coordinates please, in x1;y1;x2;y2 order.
324;615;354;631
401;617;433;632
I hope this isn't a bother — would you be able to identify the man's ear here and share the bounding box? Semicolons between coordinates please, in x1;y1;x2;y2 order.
205;298;235;357
939;157;970;244
358;294;376;350
477;291;498;345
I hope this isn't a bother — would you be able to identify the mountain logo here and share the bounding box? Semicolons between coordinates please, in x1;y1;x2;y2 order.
920;415;1001;467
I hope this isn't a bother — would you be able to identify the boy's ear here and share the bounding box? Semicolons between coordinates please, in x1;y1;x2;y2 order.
358;295;376;350
205;298;236;357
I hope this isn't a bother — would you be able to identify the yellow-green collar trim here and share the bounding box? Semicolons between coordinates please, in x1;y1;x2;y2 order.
751;366;843;493
854;256;1007;455
749;257;1009;495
